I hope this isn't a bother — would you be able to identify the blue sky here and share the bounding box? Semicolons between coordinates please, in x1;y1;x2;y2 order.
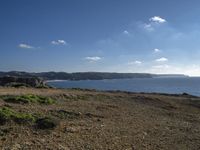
1;0;200;76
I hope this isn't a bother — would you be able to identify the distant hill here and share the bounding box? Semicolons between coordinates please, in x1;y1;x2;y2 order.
0;76;47;88
152;74;189;78
0;71;188;81
0;71;152;80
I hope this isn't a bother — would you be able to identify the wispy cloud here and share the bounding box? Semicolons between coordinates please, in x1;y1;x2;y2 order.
18;43;34;49
123;30;129;35
149;16;166;24
51;40;67;45
152;64;170;69
143;23;154;31
155;57;168;62
128;60;142;65
85;56;102;62
154;48;161;53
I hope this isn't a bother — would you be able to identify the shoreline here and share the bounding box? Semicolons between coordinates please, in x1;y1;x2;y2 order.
46;78;200;97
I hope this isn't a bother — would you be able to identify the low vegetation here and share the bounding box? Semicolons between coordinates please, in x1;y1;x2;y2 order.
0;107;58;130
36;117;59;129
51;109;81;119
2;94;56;104
0;88;199;149
0;107;35;125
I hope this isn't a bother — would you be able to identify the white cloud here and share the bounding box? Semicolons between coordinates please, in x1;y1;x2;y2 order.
155;57;168;62
147;64;172;74
183;65;200;76
128;60;142;65
51;40;67;45
143;23;154;31
141;16;167;31
135;61;142;64
154;48;161;53
148;64;200;76
123;30;129;35
18;43;34;49
149;16;166;23
152;64;170;69
85;56;102;62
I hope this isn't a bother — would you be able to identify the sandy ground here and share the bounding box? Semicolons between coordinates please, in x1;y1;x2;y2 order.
0;87;200;150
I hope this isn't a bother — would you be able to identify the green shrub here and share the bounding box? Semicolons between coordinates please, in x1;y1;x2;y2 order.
0;107;35;125
13;113;35;124
36;96;55;104
5;82;30;88
0;107;58;129
0;107;14;125
2;94;56;104
54;110;81;119
36;117;58;129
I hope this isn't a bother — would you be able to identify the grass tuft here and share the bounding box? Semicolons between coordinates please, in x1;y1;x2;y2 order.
52;110;81;119
2;94;56;104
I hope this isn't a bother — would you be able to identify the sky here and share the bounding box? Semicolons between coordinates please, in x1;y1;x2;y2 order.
1;0;200;76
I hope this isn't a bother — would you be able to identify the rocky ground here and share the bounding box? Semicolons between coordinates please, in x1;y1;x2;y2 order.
0;87;200;150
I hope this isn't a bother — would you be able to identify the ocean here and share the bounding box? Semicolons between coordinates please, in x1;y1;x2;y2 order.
47;77;200;96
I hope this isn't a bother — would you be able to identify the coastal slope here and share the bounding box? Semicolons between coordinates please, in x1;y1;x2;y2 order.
0;88;199;149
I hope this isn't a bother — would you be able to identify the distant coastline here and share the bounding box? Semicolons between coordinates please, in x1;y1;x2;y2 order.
0;71;189;81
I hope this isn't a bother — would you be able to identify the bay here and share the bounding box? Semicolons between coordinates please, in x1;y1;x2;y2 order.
47;77;200;96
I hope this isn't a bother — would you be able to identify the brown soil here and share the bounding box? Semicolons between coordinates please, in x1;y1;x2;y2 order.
0;87;200;150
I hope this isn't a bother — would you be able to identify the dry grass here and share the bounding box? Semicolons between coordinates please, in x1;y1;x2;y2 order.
0;87;200;149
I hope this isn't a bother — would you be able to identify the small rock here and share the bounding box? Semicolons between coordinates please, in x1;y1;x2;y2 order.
12;143;21;150
25;142;32;146
58;144;70;150
40;138;46;143
65;127;78;133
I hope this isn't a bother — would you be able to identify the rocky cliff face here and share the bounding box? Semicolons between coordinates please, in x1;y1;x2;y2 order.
0;76;47;88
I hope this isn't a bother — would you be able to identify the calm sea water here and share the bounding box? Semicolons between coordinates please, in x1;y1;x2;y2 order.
47;77;200;96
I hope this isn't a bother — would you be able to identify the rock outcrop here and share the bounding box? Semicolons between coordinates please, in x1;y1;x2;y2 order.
0;76;47;88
